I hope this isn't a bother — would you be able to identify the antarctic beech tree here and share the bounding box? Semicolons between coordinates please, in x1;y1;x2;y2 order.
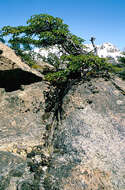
0;14;112;84
1;14;85;55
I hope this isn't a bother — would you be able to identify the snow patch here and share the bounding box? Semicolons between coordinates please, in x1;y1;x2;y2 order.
85;42;124;62
33;42;124;63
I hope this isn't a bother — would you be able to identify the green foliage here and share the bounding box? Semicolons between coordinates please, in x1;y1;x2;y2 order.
43;52;61;71
0;30;5;43
0;37;5;43
1;13;118;84
114;53;125;79
45;70;69;83
1;14;84;55
118;55;125;65
15;49;36;67
45;55;112;84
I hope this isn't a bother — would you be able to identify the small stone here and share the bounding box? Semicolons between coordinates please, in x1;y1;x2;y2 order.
34;155;41;163
117;100;123;105
42;166;48;172
27;147;32;154
11;120;16;126
13;148;17;154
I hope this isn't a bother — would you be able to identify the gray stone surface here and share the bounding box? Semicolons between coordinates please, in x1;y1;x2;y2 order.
0;81;49;154
0;42;43;78
48;78;125;190
0;80;52;190
0;75;125;190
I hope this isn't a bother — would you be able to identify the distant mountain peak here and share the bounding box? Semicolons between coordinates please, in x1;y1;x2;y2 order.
33;42;124;63
85;42;124;62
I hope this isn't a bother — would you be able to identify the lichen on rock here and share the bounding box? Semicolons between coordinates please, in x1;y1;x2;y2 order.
0;42;125;189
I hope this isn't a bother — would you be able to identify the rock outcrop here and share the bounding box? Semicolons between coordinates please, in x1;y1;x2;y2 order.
0;42;43;78
0;43;125;190
48;77;125;190
0;80;54;190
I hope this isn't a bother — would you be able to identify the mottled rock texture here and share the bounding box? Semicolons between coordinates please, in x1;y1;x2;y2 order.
0;80;56;190
0;42;43;78
0;44;125;189
0;81;49;153
48;78;125;190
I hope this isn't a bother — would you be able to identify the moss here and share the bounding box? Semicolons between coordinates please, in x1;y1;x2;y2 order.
31;64;43;69
42;112;51;120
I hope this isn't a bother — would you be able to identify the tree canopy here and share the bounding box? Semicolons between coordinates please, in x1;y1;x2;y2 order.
0;13;115;84
119;52;125;65
1;14;85;55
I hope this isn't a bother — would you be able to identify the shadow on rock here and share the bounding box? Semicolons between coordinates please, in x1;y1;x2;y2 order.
0;69;42;92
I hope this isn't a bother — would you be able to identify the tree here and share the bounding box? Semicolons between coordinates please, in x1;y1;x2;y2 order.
1;14;85;55
119;52;125;64
90;37;97;55
1;13;113;83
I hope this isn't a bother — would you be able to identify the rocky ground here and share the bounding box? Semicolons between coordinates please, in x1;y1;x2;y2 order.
0;43;125;190
49;77;125;190
0;76;125;190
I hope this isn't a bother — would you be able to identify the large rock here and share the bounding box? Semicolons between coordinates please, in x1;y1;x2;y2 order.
32;60;55;73
0;80;53;190
47;77;125;190
0;42;43;78
0;81;49;153
0;57;125;190
0;151;26;190
0;43;53;189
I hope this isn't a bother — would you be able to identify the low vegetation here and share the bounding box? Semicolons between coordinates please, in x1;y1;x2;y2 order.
117;53;125;79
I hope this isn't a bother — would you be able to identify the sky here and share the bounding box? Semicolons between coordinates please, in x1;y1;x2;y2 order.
0;0;125;50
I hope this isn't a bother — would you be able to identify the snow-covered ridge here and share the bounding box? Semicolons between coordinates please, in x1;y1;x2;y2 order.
85;42;124;62
34;42;124;63
34;45;62;58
